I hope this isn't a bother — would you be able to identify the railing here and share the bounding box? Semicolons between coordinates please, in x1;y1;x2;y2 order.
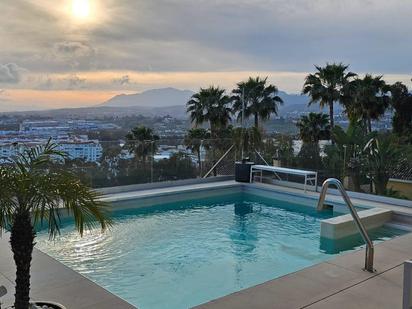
404;260;412;309
317;178;375;272
203;144;235;178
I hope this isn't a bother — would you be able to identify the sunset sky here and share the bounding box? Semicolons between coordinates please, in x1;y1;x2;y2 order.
0;0;411;110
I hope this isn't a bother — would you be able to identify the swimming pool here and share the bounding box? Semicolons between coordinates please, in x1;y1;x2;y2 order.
36;192;404;309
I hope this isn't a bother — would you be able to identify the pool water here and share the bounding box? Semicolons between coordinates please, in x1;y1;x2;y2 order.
36;193;405;309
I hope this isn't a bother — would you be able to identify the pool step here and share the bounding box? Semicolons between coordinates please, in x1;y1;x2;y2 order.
320;208;393;240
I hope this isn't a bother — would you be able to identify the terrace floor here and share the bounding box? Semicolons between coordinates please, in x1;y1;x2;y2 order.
0;234;136;309
195;232;412;309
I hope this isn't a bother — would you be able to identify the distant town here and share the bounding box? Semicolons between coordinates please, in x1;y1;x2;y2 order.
0;107;393;165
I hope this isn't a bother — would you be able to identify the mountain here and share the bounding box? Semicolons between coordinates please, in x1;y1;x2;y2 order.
99;88;337;115
1;88;342;118
277;91;344;114
100;87;195;108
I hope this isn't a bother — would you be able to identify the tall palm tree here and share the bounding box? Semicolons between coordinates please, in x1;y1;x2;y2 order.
296;113;331;144
303;63;357;129
184;128;210;173
344;74;390;133
125;126;159;162
187;86;232;137
232;76;283;128
0;141;111;309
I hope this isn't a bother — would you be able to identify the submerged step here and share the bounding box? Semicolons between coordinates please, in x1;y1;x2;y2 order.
320;208;393;240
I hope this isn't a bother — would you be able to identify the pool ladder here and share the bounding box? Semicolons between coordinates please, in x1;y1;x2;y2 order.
317;178;374;272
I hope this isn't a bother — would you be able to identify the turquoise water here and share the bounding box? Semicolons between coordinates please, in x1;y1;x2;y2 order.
36;193;404;309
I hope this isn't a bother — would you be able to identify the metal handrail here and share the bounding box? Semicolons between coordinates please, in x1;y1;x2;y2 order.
203;144;234;178
317;178;374;272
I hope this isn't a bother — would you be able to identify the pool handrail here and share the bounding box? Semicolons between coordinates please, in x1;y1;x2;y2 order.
317;178;375;272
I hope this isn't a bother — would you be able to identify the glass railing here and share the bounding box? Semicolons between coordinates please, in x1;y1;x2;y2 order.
0;137;410;200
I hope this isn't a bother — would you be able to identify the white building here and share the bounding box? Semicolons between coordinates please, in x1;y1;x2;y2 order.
57;140;103;162
0;139;103;163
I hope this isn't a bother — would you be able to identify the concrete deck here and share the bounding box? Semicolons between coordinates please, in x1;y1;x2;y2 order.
0;234;136;309
195;232;412;309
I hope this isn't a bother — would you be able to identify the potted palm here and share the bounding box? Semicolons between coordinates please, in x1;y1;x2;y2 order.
0;141;112;309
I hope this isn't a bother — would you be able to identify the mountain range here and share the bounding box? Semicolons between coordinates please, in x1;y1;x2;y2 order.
1;87;337;117
99;87;334;117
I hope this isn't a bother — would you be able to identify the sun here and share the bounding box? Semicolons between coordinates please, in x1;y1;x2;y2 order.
71;0;90;19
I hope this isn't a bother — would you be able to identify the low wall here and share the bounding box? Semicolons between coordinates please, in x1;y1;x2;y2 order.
387;179;412;200
97;175;234;195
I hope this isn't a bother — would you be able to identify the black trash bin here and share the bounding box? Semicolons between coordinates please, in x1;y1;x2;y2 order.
235;160;254;183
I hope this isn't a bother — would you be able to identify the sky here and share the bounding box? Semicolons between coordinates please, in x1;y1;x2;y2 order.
0;0;411;110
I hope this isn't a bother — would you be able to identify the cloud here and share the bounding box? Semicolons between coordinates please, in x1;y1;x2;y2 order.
49;41;96;69
35;76;54;90
1;0;412;83
112;75;132;86
0;63;25;84
53;41;95;58
65;74;87;90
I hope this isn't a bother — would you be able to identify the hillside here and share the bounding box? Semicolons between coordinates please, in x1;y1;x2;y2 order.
100;87;195;108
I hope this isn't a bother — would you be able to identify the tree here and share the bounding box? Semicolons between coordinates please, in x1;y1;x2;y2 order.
0;141;111;309
125;126;159;162
154;152;197;181
390;82;412;137
232;126;262;159
232;76;283;128
184;128;210;174
303;63;356;129
296;113;331;143
329;122;375;191
295;113;330;171
274;134;295;167
187;86;232;137
343;74;390;133
364;135;401;195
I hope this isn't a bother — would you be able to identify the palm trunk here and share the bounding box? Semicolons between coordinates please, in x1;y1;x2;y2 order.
197;149;202;177
10;210;35;309
254;114;259;128
329;102;335;144
329;102;334;128
367;117;372;133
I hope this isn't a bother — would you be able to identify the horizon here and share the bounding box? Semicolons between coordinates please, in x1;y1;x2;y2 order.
1;1;412;111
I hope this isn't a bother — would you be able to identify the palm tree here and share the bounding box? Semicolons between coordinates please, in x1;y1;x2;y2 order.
296;113;331;143
232;126;262;158
389;82;412;136
232;77;283;128
184;128;210;174
187;86;232;137
303;63;357;129
125;126;159;162
330;121;375;191
364;135;401;195
295;113;330;171
0;141;111;309
343;74;390;133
